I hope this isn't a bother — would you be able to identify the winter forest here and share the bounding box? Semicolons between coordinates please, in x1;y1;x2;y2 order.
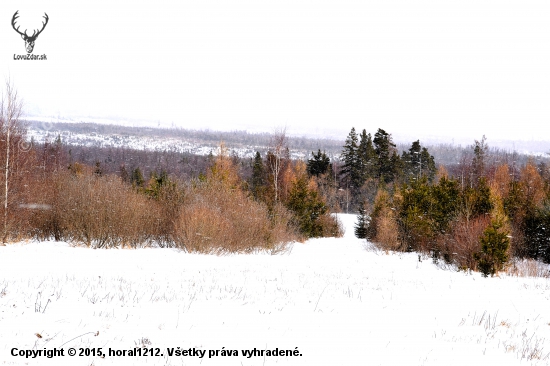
2;79;550;365
1;80;550;274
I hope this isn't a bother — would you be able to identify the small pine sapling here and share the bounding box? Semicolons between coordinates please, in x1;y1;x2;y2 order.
354;203;369;239
475;218;510;277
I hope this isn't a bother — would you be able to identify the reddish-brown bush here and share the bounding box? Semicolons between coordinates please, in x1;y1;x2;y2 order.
172;181;297;253
29;172;158;248
438;215;491;271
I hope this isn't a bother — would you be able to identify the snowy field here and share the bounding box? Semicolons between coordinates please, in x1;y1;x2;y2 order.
1;214;549;365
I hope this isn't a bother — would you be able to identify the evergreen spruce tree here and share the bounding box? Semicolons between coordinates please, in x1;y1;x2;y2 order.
354;202;369;239
472;177;493;217
389;150;403;183
475;218;510;277
145;170;170;199
131;167;145;188
401;140;420;180
358;130;376;181
523;205;550;263
251;151;266;199
503;180;523;220
373;128;398;183
461;177;493;221
402;141;436;183
398;177;434;250
287;172;328;238
420;147;436;182
471;135;488;186
430;176;460;234
340;127;362;189
307;149;331;177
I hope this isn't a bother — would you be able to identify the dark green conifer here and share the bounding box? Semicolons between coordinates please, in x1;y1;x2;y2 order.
307;149;331;177
475;219;510;277
402;141;436;183
523;206;550;263
287;175;328;238
430;177;460;233
373;128;398;183
251;151;266;199
145;170;170;199
131;167;145;187
340;128;362;189
471;135;488;185
358;130;376;181
354;202;369;239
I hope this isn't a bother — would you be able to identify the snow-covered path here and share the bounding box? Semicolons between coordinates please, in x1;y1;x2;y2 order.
1;214;549;365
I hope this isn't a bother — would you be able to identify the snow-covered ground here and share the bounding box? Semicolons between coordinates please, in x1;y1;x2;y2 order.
1;214;549;365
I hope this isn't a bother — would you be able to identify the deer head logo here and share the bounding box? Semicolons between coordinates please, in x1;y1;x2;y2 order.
12;11;49;54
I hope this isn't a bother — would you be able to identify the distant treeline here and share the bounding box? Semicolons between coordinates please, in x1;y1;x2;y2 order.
27;120;548;168
27;120;344;157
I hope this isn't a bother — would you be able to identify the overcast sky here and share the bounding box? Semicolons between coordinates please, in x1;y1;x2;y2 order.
1;0;550;143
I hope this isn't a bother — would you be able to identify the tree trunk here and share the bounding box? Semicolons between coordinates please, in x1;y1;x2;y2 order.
3;125;9;244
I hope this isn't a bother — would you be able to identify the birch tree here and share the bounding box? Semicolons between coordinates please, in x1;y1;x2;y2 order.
267;127;289;203
0;80;25;244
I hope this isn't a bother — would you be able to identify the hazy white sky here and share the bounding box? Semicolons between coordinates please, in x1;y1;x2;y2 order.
1;0;550;142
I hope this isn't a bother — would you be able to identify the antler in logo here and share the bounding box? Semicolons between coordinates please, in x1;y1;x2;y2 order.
12;11;49;54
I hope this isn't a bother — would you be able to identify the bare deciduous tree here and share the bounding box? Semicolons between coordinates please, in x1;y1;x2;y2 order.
267;127;288;203
0;79;25;244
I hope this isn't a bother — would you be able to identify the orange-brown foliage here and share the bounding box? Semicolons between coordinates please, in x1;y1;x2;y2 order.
519;162;545;208
172;180;297;253
491;164;510;200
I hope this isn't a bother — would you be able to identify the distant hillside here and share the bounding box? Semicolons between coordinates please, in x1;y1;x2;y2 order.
25;120;344;161
25;120;549;168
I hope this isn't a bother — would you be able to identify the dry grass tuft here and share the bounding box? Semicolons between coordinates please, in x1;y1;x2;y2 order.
505;258;550;278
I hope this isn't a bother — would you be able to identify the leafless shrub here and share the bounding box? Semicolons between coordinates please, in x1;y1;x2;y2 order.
30;172;157;248
317;213;344;238
438;215;491;271
374;207;402;252
172;181;297;253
